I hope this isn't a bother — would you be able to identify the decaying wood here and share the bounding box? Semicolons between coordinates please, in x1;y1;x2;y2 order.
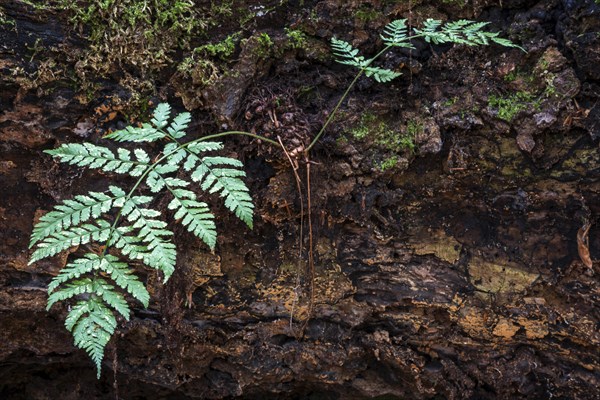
1;1;599;399
577;221;593;269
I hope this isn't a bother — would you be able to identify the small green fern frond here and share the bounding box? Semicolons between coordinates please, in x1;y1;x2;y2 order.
168;187;217;249
414;18;523;50
104;103;190;143
70;298;115;378
187;141;224;153
45;143;150;177
105;123;165;143
331;38;401;83
49;253;149;307
29;219;113;264
166;112;191;139
364;66;402;82
330;38;367;68
30;186;126;248
190;156;254;228
381;19;414;48
120;199;176;280
150;103;171;129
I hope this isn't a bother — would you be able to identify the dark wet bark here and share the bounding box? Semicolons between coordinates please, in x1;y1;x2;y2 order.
1;1;599;399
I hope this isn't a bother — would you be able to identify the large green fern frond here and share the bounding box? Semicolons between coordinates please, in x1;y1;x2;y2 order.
30;102;255;377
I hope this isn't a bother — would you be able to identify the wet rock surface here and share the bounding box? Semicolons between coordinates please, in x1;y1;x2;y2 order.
1;0;599;399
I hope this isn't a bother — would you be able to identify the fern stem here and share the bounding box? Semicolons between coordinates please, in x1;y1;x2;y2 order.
305;45;392;152
305;32;430;153
99;130;276;260
196;131;279;146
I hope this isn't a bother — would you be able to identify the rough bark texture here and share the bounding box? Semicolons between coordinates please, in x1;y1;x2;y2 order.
1;0;599;399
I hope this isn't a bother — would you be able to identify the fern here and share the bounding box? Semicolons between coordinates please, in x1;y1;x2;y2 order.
331;18;522;83
29;103;255;377
30;186;126;247
414;18;524;50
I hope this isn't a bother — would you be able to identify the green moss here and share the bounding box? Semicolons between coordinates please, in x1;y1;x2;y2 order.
379;156;399;171
488;91;541;122
349;113;416;153
355;7;381;23
194;33;240;61
52;0;208;75
255;33;274;58
285;27;307;49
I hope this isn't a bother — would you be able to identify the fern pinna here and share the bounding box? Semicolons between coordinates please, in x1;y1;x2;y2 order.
29;103;253;377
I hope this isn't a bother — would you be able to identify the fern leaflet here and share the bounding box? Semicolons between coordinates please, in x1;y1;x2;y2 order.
30;219;113;264
381;19;414;48
45;143;150;177
167;185;217;250
30;186;126;247
189;154;254;228
70;298;115;378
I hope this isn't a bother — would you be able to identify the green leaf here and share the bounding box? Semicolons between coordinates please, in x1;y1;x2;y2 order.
167;112;191;139
364;66;402;82
381;19;413;48
186;141;223;154
99;254;150;307
45;143;149;177
30;189;126;247
30;219;113;264
104;123;165;143
151;103;171;129
70;298;115;378
167;189;217;249
47;277;95;310
190;156;254;228
119;199;176;281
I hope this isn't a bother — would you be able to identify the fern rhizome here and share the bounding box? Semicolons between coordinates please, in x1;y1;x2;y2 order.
29;18;520;378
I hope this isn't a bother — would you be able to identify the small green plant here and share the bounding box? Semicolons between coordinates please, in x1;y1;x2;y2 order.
379;156;399;171
285;27;308;49
194;33;240;61
29;104;270;377
330;19;521;83
488;91;540;121
258;33;274;52
0;6;15;27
